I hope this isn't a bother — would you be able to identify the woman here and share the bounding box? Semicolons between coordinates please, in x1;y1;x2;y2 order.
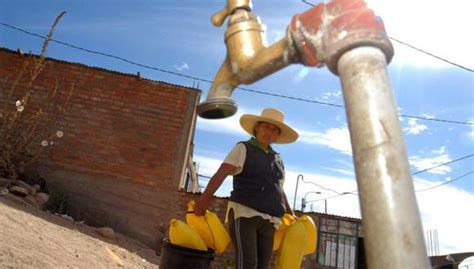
194;108;298;269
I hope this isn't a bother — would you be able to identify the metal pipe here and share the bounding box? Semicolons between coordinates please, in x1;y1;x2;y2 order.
338;46;430;269
292;174;302;210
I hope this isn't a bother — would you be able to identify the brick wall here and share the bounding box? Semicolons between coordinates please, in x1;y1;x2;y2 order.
0;48;201;248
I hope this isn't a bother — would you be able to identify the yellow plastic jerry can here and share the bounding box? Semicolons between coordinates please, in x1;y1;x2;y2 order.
298;215;317;254
277;220;308;269
186;200;231;254
169;218;207;251
273;213;296;251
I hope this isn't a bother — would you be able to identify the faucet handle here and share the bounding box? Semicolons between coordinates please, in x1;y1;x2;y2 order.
211;0;252;27
211;6;229;27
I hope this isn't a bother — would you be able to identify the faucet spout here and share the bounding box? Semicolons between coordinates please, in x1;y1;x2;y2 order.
196;58;238;119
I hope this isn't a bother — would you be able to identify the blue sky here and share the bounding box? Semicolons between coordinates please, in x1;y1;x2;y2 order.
1;0;473;258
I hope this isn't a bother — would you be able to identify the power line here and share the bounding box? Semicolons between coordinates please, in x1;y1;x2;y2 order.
400;115;473;126
412;153;474;175
389;37;473;73
0;22;212;84
297;176;347;196
2;22;473;126
197;173;211;179
196;153;472;202
300;0;474;73
416;170;474;192
237;86;344;108
315;153;474;200
198;153;473;187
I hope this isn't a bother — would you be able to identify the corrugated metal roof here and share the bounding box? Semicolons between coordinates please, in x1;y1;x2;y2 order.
0;47;202;93
212;194;362;222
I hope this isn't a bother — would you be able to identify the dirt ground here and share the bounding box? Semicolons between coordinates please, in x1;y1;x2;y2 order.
0;197;161;269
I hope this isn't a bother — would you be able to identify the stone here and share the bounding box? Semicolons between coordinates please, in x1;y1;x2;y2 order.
96;227;116;239
35;192;50;203
60;214;74;221
34;196;47;207
9;186;29;197
24;195;41;208
2;193;29;206
15;180;36;195
32;184;41;192
28;187;37;196
15;180;31;188
0;177;13;188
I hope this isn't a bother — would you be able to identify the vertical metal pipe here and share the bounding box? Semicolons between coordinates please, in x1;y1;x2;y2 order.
428;230;433;256
293;174;302;210
436;230;440;255
429;230;433;256
337;46;430;269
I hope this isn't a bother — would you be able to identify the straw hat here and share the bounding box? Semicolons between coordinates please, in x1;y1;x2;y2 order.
240;108;299;144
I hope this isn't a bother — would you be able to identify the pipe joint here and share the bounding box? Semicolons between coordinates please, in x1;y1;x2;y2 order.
290;0;394;74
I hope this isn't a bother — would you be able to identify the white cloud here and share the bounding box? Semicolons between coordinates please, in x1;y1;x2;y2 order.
421;114;435;119
292;67;310;83
404;118;428;135
366;0;474;69
266;29;286;44
194;155;222;176
196;110;247;136
297;126;352;155
414;178;474;254
410;147;452;175
323;167;355;177
196;102;353;155
174;62;189;71
196;109;354;156
432;146;446;155
193;155;233;197
469;124;474;141
320;90;342;101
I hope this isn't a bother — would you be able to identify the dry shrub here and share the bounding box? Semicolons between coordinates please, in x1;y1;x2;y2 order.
0;11;74;180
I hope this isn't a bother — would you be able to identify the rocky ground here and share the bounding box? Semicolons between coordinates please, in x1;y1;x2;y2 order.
0;178;161;269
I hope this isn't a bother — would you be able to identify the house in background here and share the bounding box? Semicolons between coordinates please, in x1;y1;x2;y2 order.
312;213;365;269
429;253;474;269
180;144;201;193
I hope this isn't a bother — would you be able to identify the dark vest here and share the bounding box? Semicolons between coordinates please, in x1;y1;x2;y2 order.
229;140;286;217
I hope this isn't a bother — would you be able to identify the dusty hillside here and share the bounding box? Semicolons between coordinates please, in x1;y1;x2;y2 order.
0;197;160;269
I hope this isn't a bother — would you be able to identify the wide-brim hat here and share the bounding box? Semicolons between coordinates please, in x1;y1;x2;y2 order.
240;108;299;144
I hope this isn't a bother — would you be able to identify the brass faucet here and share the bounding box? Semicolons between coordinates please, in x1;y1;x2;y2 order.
197;0;299;119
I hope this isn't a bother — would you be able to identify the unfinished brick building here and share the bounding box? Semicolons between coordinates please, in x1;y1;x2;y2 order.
0;47;201;248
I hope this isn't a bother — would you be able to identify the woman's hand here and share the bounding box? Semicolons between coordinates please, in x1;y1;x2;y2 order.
193;163;236;216
194;193;212;216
